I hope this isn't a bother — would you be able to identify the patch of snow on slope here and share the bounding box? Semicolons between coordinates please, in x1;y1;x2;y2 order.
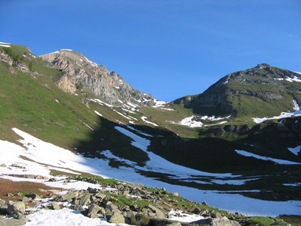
114;109;137;122
293;99;300;111
25;208;124;226
89;98;113;108
168;210;204;223
152;99;167;108
94;110;103;117
114;126;234;179
0;42;11;48
1;128;301;216
180;116;203;128
288;145;301;156
141;116;158;127
10;128;108;177
235;150;301;165
179;115;230;128
253;99;301;123
285;76;301;83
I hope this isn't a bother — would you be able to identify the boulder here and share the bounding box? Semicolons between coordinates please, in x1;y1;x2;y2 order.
7;201;25;219
78;194;91;207
0;216;26;226
51;202;61;210
147;204;166;218
59;190;78;202
190;217;241;226
87;203;105;218
105;201;119;217
0;199;7;214
108;211;125;224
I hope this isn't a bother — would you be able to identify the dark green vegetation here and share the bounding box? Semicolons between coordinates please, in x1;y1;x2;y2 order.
0;44;300;224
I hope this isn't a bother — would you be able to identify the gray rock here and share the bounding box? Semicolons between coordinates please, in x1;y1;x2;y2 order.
0;216;26;226
51;202;61;210
149;218;183;226
105;201;119;217
108;211;125;224
60;190;78;202
25;193;40;200
79;194;91;207
190;217;241;226
87;203;105;218
147;204;166;218
7;201;25;219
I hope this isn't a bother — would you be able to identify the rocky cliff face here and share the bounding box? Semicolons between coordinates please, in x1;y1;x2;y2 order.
174;64;301;117
40;50;155;107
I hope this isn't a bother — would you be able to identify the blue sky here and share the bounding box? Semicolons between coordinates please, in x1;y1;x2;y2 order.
1;0;301;101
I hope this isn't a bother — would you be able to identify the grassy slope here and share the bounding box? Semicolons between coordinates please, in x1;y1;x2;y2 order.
0;44;299;224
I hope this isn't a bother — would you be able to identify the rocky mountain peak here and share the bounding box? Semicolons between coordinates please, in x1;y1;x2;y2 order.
40;50;155;107
174;64;301;117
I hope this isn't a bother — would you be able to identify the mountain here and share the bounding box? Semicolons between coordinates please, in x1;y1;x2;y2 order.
40;49;155;107
174;63;301;118
0;42;301;224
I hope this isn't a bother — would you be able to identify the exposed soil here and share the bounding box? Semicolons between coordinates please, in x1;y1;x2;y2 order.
0;178;62;202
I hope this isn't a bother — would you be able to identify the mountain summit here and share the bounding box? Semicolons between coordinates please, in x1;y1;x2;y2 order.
40;49;155;107
174;64;301;117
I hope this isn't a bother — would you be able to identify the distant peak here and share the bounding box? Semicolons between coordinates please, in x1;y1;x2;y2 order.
255;63;270;69
60;49;73;52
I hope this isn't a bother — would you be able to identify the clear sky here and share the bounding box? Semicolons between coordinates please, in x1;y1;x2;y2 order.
1;0;301;101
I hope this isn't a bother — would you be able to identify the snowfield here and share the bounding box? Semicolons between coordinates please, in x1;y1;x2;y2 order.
0;127;301;219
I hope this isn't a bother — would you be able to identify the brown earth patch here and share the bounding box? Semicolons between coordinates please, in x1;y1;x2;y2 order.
0;178;63;202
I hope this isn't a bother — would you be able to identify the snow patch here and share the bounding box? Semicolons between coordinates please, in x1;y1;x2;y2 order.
25;208;124;226
235;150;301;165
141;116;158;127
94;110;103;117
61;49;73;51
288;145;301;156
180;116;203;128
153;99;167;108
179;115;230;128
168;210;205;223
253;99;301;123
0;42;11;48
84;56;98;67
1;128;301;216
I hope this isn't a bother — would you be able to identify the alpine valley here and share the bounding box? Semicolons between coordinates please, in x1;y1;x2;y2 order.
0;42;300;226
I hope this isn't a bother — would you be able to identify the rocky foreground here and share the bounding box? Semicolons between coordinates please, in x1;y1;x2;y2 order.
0;176;290;226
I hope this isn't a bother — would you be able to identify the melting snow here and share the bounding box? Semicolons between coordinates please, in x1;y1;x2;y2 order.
94;110;103;117
24;208;123;226
288;145;301;156
0;42;11;48
153;99;167;108
180;116;203;128
235;150;301;165
141;116;158;127
61;49;73;52
1;128;301;216
168;210;204;223
179;115;230;128
253;99;301;123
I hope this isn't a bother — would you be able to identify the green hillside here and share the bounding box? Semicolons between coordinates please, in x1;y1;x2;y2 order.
1;44;301;207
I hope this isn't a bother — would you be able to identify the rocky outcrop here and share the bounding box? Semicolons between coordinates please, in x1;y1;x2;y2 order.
40;50;155;107
0;179;242;226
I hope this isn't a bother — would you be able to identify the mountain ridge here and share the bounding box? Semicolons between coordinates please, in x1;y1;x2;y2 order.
39;49;156;107
173;63;301;118
0;42;301;224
